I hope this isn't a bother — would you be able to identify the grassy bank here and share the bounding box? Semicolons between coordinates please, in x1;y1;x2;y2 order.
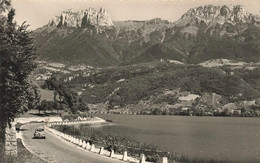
52;124;227;163
0;139;45;163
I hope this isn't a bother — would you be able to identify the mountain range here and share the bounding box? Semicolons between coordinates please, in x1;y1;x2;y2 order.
33;5;260;67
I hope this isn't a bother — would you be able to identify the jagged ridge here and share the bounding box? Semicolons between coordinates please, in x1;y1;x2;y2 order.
34;5;260;66
48;7;114;28
177;5;259;26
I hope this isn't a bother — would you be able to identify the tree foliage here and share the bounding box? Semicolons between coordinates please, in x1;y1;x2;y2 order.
37;100;64;114
0;0;36;132
65;63;259;109
42;75;89;113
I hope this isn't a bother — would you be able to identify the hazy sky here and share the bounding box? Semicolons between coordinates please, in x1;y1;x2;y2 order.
12;0;260;30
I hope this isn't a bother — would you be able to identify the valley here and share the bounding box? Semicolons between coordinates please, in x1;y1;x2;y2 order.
32;5;260;117
33;58;260;117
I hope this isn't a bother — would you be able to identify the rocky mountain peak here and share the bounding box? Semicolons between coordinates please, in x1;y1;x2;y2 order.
97;7;114;27
177;5;256;26
48;7;114;28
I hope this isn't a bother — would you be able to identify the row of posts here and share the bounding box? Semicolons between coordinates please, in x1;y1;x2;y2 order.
45;123;168;163
48;121;90;126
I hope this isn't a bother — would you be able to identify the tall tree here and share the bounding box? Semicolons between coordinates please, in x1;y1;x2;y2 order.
0;0;10;13
0;0;36;141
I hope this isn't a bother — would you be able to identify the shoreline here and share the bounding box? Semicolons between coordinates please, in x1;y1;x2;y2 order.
51;119;228;163
93;113;260;119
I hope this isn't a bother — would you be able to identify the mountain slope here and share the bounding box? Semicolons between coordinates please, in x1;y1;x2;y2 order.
33;5;260;66
52;61;260;112
34;26;117;66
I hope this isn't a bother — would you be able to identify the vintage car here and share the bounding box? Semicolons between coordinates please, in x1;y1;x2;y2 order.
34;127;46;139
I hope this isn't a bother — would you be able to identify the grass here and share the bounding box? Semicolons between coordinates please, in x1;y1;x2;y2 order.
18;109;66;118
0;139;45;163
38;88;54;101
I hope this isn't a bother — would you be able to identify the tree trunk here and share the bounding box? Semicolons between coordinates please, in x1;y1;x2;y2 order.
0;123;6;145
3;122;17;157
0;123;6;160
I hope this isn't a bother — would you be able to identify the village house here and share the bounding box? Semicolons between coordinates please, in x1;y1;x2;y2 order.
223;103;238;114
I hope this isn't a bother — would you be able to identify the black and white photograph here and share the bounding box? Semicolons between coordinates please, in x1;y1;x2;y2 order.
0;0;260;162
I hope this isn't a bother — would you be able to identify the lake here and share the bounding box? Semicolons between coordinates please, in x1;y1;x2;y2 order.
93;114;260;162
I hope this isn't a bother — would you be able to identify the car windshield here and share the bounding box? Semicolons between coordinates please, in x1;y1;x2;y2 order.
36;128;44;131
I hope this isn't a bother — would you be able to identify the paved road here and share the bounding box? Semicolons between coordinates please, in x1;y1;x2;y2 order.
21;123;124;163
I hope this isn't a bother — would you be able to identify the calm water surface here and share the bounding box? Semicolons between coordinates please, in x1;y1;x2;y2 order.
93;114;260;162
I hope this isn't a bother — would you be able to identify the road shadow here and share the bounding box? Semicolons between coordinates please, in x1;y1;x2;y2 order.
29;113;59;117
32;137;46;139
17;128;28;131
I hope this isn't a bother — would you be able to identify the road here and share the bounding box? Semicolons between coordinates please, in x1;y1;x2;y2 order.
21;123;125;163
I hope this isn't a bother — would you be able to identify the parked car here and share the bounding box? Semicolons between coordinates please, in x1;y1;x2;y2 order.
34;127;46;139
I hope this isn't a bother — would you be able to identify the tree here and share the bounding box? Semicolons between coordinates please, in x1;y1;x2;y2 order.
78;101;89;112
42;74;60;90
152;108;161;115
0;0;36;141
56;103;64;113
37;100;46;114
0;0;10;13
31;86;41;111
47;101;53;113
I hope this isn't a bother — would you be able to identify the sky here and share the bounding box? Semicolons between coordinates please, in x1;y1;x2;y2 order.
12;0;260;30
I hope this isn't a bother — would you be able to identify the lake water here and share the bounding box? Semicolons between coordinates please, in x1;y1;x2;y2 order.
93;114;260;162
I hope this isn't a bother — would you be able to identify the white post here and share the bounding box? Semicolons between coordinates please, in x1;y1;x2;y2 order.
162;157;168;163
86;142;90;150
76;138;79;145
82;141;86;149
122;151;128;161
140;154;146;163
90;144;95;152
79;139;83;146
110;149;114;157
